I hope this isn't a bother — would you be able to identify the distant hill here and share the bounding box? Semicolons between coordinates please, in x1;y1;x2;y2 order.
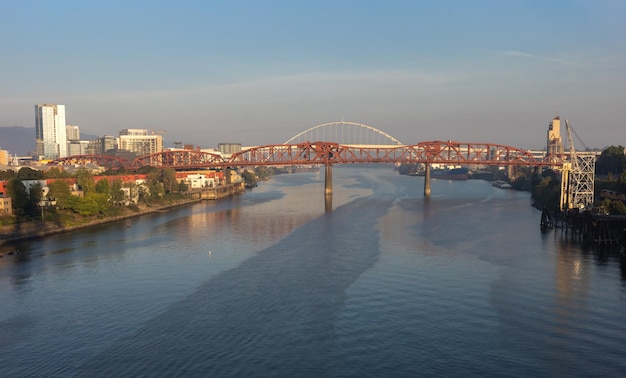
0;126;99;156
0;126;35;156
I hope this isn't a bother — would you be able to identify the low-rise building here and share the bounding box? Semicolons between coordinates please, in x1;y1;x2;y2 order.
0;196;12;216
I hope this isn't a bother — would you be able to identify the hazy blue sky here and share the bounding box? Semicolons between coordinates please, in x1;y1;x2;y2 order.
2;0;625;149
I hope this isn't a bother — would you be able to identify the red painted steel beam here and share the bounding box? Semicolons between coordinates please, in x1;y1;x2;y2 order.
47;141;561;170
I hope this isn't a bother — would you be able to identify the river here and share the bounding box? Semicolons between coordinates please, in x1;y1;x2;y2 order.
1;166;625;377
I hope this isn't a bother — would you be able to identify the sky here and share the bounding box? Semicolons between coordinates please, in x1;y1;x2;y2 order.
1;0;625;150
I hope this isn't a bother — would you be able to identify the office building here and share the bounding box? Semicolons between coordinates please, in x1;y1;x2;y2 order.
118;129;163;156
66;125;80;141
35;104;67;159
547;116;564;156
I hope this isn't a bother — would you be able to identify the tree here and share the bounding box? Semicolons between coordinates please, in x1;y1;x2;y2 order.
111;179;125;204
0;170;17;180
531;170;561;211
16;167;44;180
161;168;177;193
47;180;72;209
137;165;158;175
44;167;72;178
73;192;109;216
6;179;31;212
596;145;625;176
30;182;44;205
95;178;111;196
602;199;626;215
76;169;96;194
241;169;256;186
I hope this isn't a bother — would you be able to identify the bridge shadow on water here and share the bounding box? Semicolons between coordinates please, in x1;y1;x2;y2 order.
77;196;392;377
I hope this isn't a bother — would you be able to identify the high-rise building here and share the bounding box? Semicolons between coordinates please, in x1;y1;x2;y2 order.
546;116;564;157
66;125;80;141
118;129;162;156
35;104;67;159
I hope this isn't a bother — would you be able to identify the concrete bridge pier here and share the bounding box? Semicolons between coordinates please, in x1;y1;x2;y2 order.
225;167;232;185
423;163;431;197
325;164;333;195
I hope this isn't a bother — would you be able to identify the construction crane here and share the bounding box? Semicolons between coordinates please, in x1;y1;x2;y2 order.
565;120;579;171
560;120;595;211
150;129;167;135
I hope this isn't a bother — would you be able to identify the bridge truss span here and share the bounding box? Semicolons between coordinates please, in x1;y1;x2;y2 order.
48;141;558;170
49;155;131;170
230;141;553;167
132;150;226;168
399;141;551;166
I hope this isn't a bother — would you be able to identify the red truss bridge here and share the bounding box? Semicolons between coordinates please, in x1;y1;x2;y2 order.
47;121;593;203
49;140;556;169
49;122;560;169
47;121;571;198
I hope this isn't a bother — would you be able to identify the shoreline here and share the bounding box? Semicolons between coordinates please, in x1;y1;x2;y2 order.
0;198;202;247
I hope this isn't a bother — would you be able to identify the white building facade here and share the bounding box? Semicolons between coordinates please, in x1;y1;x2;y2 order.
35;104;67;159
118;129;163;156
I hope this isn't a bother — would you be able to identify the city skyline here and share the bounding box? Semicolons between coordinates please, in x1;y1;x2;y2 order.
2;1;625;150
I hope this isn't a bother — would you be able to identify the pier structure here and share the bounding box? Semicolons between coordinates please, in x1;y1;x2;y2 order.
187;182;245;200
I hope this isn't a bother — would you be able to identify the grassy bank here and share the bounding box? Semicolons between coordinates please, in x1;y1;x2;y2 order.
0;197;201;246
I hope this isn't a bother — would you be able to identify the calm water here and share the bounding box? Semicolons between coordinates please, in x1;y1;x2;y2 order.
1;166;625;377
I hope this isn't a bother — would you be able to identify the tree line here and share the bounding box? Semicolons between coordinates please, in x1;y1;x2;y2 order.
1;166;189;223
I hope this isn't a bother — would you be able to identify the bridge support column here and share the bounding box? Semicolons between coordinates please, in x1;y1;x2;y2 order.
424;163;431;197
325;164;333;195
225;167;232;185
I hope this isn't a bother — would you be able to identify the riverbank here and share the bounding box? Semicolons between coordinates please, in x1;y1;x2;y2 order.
0;198;201;247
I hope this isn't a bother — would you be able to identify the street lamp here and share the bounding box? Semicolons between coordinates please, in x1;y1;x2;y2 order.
41;189;45;222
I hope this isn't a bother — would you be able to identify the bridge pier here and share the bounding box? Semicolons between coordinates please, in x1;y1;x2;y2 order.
325;164;333;195
423;163;431;197
225;167;232;185
325;194;332;213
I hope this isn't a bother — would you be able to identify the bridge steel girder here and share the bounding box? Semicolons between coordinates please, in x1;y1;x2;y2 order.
48;154;131;170
132;150;227;169
228;141;560;168
48;141;562;171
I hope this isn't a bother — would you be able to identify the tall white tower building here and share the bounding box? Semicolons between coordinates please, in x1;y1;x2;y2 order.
35;104;67;159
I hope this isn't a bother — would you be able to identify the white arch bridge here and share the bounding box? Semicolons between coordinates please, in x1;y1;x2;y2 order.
283;121;404;147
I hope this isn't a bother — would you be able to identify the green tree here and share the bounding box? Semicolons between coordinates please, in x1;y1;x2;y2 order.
0;170;17;180
601;199;626;215
137;165;158;175
241;169;256;186
47;180;72;209
111;179;125;204
178;181;188;192
531;170;561;211
44;167;72;178
76;169;96;194
161;168;177;193
30;182;44;205
254;166;272;180
596;145;625;176
95;178;111;196
6;179;30;212
16;167;44;180
73;192;109;216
